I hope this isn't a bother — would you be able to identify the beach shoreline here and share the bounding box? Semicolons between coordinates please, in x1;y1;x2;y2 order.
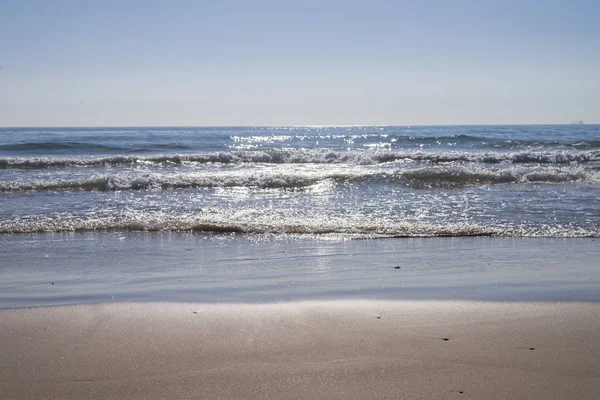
2;231;599;398
2;234;600;308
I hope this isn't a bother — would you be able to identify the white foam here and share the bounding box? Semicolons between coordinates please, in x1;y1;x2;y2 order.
1;149;598;169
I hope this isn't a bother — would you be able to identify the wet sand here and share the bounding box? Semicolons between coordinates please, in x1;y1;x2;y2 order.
1;301;599;399
2;235;600;308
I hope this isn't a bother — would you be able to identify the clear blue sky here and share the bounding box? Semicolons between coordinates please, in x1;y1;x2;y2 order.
1;0;598;126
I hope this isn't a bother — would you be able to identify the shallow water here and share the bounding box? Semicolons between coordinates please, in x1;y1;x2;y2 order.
1;233;599;308
2;126;599;308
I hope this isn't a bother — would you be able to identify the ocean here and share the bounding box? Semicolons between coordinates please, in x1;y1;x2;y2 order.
1;125;599;237
1;125;599;307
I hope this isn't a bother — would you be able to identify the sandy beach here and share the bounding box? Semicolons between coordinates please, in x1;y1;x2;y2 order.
1;300;599;399
3;1;600;398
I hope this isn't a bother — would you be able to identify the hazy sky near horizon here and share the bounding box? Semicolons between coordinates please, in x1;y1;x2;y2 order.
1;0;599;126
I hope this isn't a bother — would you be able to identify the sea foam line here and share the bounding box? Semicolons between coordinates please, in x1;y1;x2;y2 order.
0;170;373;192
1;215;598;238
1;149;598;169
1;164;598;193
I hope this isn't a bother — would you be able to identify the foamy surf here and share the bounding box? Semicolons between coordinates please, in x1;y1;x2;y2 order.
1;148;598;169
1;125;599;238
0;164;597;193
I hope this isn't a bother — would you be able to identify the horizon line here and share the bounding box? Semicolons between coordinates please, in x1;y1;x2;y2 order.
0;123;596;129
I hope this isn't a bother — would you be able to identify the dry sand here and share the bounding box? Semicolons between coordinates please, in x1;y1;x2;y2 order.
1;301;599;399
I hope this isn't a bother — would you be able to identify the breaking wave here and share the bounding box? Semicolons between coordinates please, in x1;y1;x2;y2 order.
1;149;598;169
396;165;600;189
1;164;598;193
1;215;597;238
0;170;370;192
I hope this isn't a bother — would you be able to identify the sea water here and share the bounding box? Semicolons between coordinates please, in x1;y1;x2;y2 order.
1;233;599;307
1;125;599;237
1;126;599;307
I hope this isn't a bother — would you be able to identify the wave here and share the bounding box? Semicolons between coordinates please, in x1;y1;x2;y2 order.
1;164;598;193
0;141;195;155
0;170;369;192
408;150;600;164
1;149;599;169
0;142;128;152
398;135;600;150
395;165;600;189
1;216;597;238
231;133;600;149
487;139;600;150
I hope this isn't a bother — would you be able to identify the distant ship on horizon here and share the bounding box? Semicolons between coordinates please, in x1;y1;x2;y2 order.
570;120;585;125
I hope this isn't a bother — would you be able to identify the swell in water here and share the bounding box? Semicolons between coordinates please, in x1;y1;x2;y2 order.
1;164;598;193
3;131;600;154
0;141;193;153
1;214;597;237
1;148;599;169
0;170;368;192
395;165;600;189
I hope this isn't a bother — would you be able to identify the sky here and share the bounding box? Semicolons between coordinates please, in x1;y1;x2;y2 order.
0;0;599;126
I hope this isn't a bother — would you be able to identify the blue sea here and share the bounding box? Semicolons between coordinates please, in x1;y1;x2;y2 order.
0;125;600;238
1;125;599;237
1;125;599;307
